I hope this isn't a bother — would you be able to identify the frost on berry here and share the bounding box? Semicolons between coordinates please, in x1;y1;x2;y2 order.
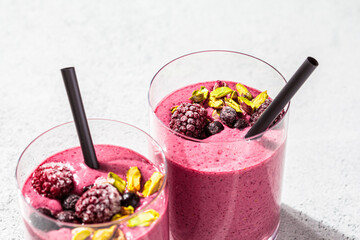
31;163;74;199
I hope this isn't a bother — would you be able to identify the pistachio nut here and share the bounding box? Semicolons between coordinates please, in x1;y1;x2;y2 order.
189;86;209;103
171;106;178;114
236;83;253;100
210;87;233;98
92;225;117;240
111;213;124;221
211;109;220;121
142;172;164;197
126;167;142;192
208;96;224;109
71;227;93;240
252;91;268;109
238;96;254;114
121;206;135;215
224;98;242;113
107;172;126;194
127;209;160;227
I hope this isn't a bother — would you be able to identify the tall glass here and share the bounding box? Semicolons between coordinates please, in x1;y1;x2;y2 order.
148;50;289;240
16;119;169;240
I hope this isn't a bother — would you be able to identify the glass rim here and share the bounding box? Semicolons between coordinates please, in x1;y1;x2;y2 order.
15;118;168;228
148;49;290;142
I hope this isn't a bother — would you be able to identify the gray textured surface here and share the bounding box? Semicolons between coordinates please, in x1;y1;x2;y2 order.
1;0;359;239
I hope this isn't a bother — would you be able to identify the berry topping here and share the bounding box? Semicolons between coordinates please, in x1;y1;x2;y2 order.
220;106;238;127
121;192;140;209
31;163;74;199
169;103;208;138
56;210;79;223
62;194;80;211
75;184;121;224
233;118;248;130
205;121;224;136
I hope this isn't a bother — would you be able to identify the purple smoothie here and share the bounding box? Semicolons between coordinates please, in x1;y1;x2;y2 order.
22;145;169;240
152;81;287;240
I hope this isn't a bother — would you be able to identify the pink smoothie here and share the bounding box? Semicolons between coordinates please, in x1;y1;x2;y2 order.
152;81;287;240
22;145;169;240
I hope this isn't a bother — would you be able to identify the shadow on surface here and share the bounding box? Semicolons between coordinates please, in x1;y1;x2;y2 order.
278;204;356;240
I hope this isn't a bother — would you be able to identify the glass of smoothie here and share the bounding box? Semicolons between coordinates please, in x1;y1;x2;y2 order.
148;50;289;240
16;119;169;240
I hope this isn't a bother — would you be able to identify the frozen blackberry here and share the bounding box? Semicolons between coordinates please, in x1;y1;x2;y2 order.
121;192;140;209
62;194;80;211
56;210;79;223
233;118;248;130
169;103;208;139
250;99;285;127
205;121;224;136
32;163;74;199
220;107;237;127
75;184;121;224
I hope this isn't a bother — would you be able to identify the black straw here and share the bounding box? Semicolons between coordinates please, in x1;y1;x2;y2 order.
61;67;100;169
245;57;319;139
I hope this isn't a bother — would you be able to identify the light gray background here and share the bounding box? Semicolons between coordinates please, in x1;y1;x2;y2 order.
1;0;359;239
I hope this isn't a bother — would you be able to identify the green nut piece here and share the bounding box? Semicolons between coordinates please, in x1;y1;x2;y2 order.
238;96;254;114
229;91;238;100
142;172;164;197
71;227;93;240
236;83;253;100
224;98;242;113
189;86;209;103
126;167;142;192
211;109;220;120
208;96;224;109
107;172;126;194
252;91;268;109
127;209;160;227
92;225;117;240
171;106;178;114
210;87;233;98
121;205;135;215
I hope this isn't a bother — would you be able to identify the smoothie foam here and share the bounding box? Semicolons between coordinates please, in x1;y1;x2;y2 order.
22;145;168;240
153;81;287;240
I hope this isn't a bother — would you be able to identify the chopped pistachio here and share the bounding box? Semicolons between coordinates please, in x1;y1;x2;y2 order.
71;227;93;240
224;98;242;113
252;91;268;109
92;225;117;240
111;213;124;221
127;209;160;227
189;86;209;103
121;206;135;215
208;96;224;109
171;106;178;114
213;80;228;90
107;172;126;194
142;172;164;197
236;83;253;100
229;91;238;100
210;87;233;98
238;96;254;114
126;167;142;192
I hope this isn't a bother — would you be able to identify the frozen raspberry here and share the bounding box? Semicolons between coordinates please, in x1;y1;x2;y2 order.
62;194;80;211
169;103;208;139
220;107;238;127
75;184;121;224
205;121;224;136
250;99;285;127
234;118;248;130
32;163;74;199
